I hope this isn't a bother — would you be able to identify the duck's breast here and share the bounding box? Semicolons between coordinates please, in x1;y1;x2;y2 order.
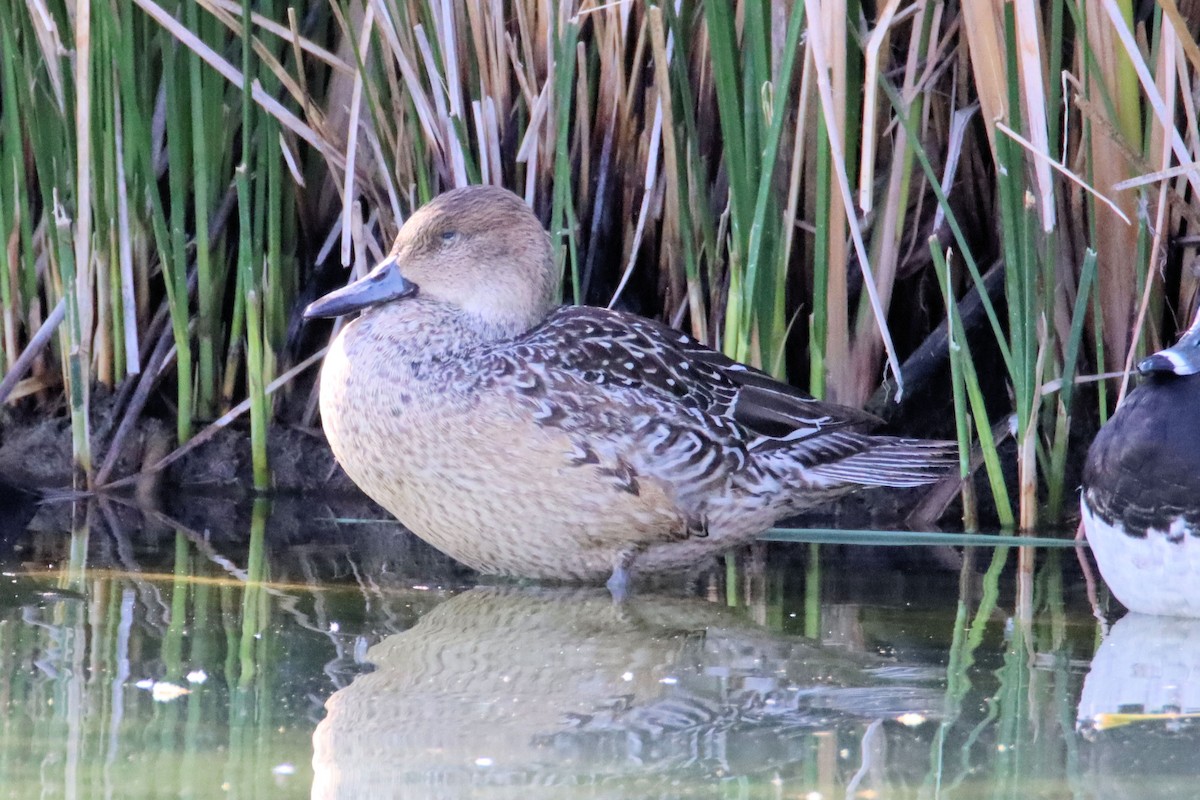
318;321;691;580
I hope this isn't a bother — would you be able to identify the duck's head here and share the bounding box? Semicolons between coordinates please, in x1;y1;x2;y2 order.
1138;308;1200;377
304;186;556;335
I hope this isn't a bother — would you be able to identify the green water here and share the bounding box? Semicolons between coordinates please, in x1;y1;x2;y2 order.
0;497;1196;799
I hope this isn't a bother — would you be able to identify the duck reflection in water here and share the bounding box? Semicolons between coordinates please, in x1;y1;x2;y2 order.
1078;613;1200;798
311;586;943;799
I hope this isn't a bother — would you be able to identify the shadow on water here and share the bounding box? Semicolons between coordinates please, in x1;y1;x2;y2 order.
0;496;1197;798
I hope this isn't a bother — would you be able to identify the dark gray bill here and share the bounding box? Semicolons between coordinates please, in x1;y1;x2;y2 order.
1138;312;1200;376
304;257;418;319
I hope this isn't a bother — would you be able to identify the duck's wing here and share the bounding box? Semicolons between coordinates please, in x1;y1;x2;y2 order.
514;306;880;445
470;306;953;500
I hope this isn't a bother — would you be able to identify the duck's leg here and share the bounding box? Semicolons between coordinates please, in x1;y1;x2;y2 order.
606;546;642;602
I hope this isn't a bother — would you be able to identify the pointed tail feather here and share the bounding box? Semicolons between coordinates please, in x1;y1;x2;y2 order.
806;437;959;488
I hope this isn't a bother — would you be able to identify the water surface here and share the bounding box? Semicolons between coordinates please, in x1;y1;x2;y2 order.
1;497;1196;799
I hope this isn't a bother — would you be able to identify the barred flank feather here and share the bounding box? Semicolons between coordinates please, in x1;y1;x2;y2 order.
466;306;959;505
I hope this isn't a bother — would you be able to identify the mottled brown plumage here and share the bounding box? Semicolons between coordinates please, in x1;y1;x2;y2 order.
306;186;956;591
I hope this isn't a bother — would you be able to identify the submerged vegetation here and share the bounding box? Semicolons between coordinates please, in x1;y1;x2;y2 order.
0;0;1197;528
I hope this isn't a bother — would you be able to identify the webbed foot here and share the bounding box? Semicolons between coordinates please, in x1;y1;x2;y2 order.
606;565;631;602
606;547;641;603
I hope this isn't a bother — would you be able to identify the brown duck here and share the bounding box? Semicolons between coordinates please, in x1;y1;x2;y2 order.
305;186;955;595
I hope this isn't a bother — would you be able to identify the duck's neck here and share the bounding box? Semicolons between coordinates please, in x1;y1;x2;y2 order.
356;296;535;359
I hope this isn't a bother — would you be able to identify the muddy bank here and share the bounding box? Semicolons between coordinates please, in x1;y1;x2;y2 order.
0;391;361;495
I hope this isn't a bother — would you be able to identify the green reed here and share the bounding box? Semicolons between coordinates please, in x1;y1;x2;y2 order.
239;0;267;491
0;1;1196;519
186;0;218;420
550;17;581;303
934;241;1014;529
1046;250;1098;520
0;0;306;483
657;2;720;344
880;0;1169;530
163;34;196;444
705;0;796;374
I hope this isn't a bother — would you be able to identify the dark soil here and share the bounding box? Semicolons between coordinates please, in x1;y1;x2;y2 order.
0;390;361;496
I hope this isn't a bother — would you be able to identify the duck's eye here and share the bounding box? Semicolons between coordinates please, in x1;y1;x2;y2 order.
440;230;459;244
